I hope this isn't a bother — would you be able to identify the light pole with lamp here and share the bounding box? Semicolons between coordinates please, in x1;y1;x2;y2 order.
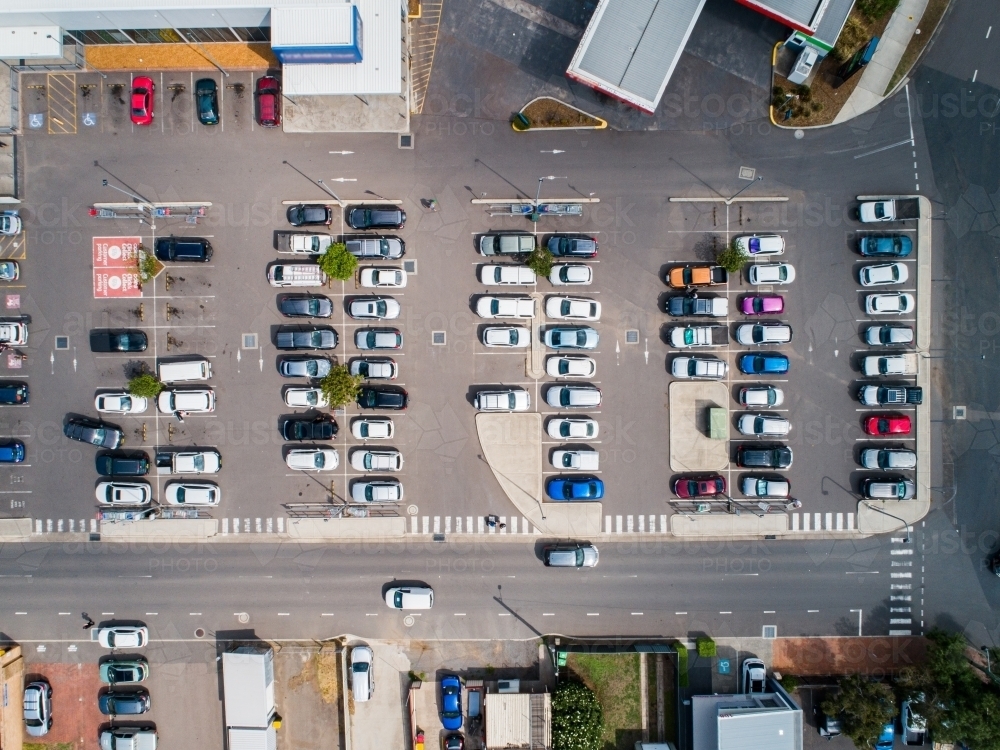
726;175;763;205
532;175;566;222
862;500;911;542
102;178;155;232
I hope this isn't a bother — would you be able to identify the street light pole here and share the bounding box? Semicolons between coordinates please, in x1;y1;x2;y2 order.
862;500;911;542
532;175;566;222
102;179;155;232
727;175;763;204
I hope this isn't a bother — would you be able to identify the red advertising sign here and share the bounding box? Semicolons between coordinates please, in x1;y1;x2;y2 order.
92;236;142;298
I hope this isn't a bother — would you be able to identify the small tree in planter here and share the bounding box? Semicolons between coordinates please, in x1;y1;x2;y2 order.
525;247;554;278
318;242;358;281
128;372;163;398
318;364;363;409
717;239;750;274
696;636;717;658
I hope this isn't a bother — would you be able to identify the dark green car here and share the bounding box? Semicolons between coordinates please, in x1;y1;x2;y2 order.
99;658;149;685
195;78;219;125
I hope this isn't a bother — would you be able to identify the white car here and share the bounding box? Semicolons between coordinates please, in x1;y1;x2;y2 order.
284;387;329;408
476;296;535;319
95;392;148;414
671;357;727;379
546;417;599;439
351;418;394;440
350;358;398;380
352;479;403;503
866;292;914;315
0;321;27;345
741;476;790;498
734;234;784;255
96;482;152;506
482;326;530;348
349;297;401;320
288;234;334;254
549;264;593;285
479;265;536;285
545;296;601;321
735;323;792;345
384;586;433;609
737;414;791;436
742;658;766;693
546;385;602;408
552;449;599;470
0;212;21;236
865;324;914;345
546;355;596;378
350;449;403;472
351;645;374;702
172;450;222;474
286;448;340;471
860;448;917;469
739;386;784;407
157;389;215;414
359;267;407;288
475;389;531;411
860;262;909;286
748;263;795;285
165;482;220;506
96;625;148;649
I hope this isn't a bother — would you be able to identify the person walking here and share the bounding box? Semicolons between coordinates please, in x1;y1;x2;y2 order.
82;612;94;630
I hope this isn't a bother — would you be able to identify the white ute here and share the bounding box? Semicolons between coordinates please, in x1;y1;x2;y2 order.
476;296;535;319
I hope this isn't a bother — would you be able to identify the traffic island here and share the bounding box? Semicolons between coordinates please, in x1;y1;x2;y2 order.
513;97;607;131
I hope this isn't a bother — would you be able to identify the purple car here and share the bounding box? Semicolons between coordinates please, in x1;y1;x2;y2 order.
740;295;784;315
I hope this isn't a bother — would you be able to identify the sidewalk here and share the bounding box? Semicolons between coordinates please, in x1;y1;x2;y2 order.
833;0;929;124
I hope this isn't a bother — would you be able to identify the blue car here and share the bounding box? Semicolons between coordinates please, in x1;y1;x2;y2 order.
547;476;605;501
737;352;789;375
875;721;895;750
441;675;463;731
858;235;912;257
0;440;23;463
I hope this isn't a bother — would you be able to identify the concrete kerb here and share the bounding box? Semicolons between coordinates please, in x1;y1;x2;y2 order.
527;292;544;379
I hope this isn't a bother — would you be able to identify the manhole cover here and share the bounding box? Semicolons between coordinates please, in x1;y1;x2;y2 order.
403;615;415;627
432;331;446;345
54;336;69;350
407;505;419;516
237;612;250;624
625;330;639;344
242;333;258;349
194;628;206;638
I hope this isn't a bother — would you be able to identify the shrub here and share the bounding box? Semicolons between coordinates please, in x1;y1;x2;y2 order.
833;14;870;61
551;682;603;750
317;242;357;281
525;247;554;278
717;241;750;274
822;674;896;749
137;249;158;285
779;674;800;693
856;0;898;21
318;364;363;409
128;373;163;398
696;636;717;658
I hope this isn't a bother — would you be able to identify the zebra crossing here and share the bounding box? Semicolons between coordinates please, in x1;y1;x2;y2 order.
888;534;915;635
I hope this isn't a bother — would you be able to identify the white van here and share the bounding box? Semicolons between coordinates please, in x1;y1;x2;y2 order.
158;359;212;383
268;264;328;287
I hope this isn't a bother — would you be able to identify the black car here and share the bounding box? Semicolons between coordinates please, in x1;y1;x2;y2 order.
735;444;792;469
346;205;406;230
0;381;28;404
195;78;219;125
547;234;598;258
279;295;333;318
96;452;150;477
98;689;150;716
64;418;123;449
154;236;213;262
89;330;148;352
282;415;337;441
275;327;338;350
357;386;408;410
287;204;333;227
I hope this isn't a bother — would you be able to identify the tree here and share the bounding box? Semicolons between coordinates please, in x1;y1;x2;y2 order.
717;240;750;274
317;242;357;281
822;674;895;749
128;373;163;398
525;247;554;278
318;364;363;409
552;681;603;750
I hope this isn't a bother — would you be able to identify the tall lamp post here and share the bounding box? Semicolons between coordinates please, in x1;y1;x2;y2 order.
531;175;566;222
102;179;155;231
726;175;763;205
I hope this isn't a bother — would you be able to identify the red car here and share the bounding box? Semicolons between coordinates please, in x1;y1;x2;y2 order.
255;75;281;127
673;474;726;498
864;414;911;436
130;76;154;126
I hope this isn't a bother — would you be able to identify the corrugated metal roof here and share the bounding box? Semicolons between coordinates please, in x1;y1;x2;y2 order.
740;0;825;27
0;0;297;10
567;0;707;113
717;710;802;750
222;649;275;730
0;25;60;57
485;693;551;750
272;5;354;47
282;0;401;95
812;0;854;46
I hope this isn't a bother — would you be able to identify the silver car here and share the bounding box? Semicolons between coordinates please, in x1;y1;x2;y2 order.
23;680;52;737
543;543;599;568
351;645;375;702
348;296;401;320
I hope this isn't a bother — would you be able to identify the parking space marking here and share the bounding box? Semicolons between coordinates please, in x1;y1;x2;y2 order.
0;233;26;260
46;73;77;134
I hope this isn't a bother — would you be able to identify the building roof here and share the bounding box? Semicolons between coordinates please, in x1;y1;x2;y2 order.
733;0;832;33
271;5;355;47
0;25;60;56
691;689;802;750
565;0;708;113
811;0;854;47
485;693;551;750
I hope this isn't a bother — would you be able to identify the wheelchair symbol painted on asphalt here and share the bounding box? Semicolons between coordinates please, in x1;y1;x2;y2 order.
28;114;43;129
82;112;97;127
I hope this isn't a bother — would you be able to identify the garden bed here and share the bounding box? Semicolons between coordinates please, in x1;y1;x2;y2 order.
515;97;607;130
566;653;642;750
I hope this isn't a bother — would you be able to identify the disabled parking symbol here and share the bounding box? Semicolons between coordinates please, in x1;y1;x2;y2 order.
28;114;43;129
82;112;97;127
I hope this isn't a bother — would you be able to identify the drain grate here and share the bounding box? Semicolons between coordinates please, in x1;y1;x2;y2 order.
762;625;777;639
242;333;258;349
953;405;967;420
625;330;639;344
54;336;69;350
432;331;446;345
403;259;417;274
399;133;414;149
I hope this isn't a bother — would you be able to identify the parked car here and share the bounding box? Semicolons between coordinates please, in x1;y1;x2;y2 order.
475;389;530;411
99;659;149;685
545;296;601;321
287;204;334;227
154;236;212;262
737;353;789;375
666;295;728;317
96;481;152;506
552;450;599;470
737;414;791;436
864;414;911;435
96;452;150;477
346;236;405;259
546;417;598;439
350;358;398;380
545;384;602;408
283;415;337;441
276;327;338;351
157;389;215;414
673;474;726;498
543;543;599;568
254;74;281;127
23;681;52;737
100;728;158;750
742;658;766;693
482;326;530;348
858;234;913;257
734;234;784;255
130;76;155;126
860;448;917;470
901;696;927;745
360;267;407;288
0;320;28;345
351;645;374;702
866;292;915;315
0;440;24;463
739;386;784;407
351;449;403;472
440;675;463;730
96;625;148;649
90;330;148;352
352;418;394;440
476;296;534;319
748;263;795;285
671;356;727;379
279;357;332;378
549;264;593;285
479;265;536;285
735;323;792;345
356;328;402;350
195;78;218;125
861;476;916;500
546;355;596;378
353;479;403;503
875;722;895;750
736;444;792;469
357;386;408;410
347;205;406;230
284;234;334;255
865;324;914;346
65;418;123;449
0;213;20;236
99;689;150;716
384;585;432;609
349;297;401;320
279;295;333;318
741;475;790;498
860;262;909;286
286;448;339;471
546;476;604;500
165;482;220;506
0;261;19;281
547;234;597;257
95;392;148;414
445;734;464;750
543;327;599;350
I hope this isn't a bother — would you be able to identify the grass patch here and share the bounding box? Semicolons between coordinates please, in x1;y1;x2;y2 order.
676;646;689;688
884;0;952;94
25;744;75;750
567;653;642;750
316;652;340;704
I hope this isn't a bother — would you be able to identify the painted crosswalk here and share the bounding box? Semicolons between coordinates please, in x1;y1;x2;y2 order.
887;533;915;635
